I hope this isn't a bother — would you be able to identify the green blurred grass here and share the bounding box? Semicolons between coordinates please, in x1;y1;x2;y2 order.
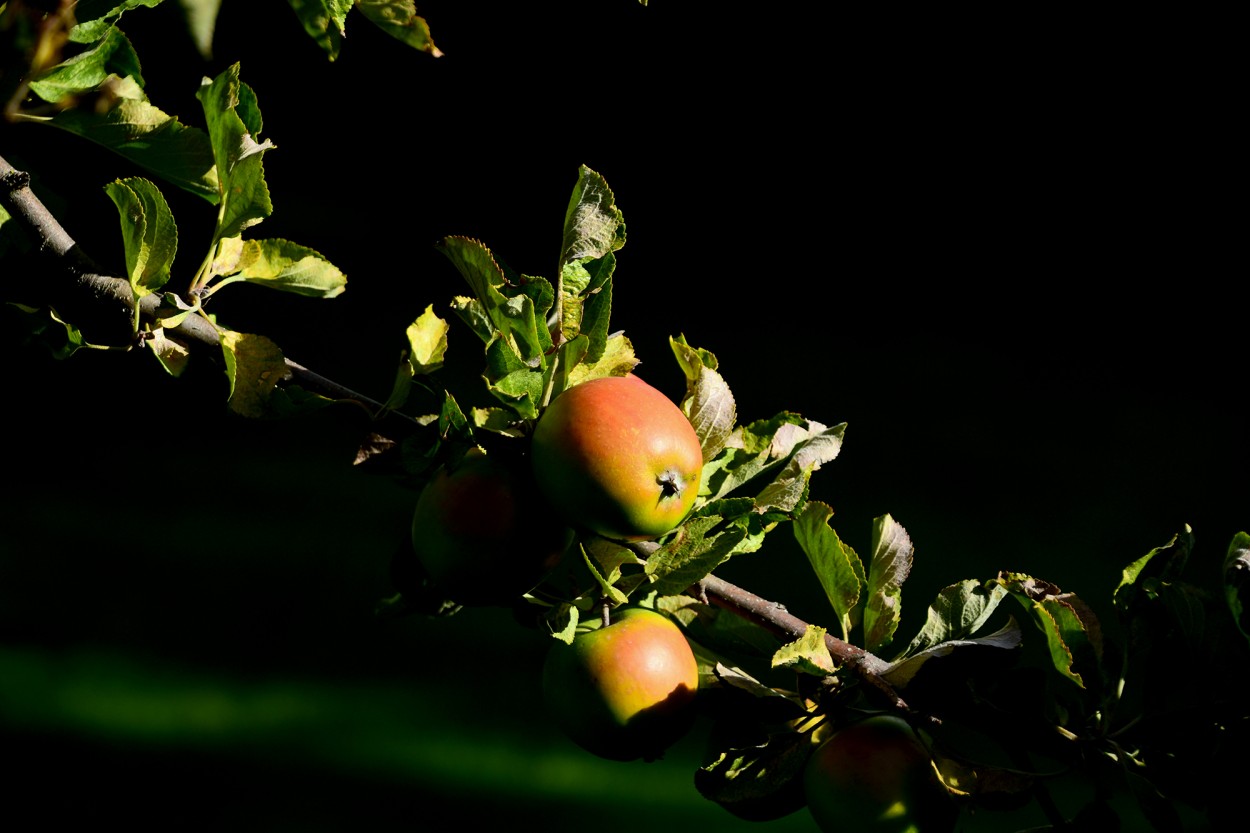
0;644;811;829
1;350;821;831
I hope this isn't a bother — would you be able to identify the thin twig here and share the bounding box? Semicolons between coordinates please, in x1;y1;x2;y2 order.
694;573;911;714
1;152;418;429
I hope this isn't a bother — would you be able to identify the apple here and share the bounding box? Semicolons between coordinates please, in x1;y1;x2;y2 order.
542;606;700;761
410;446;573;606
530;374;704;542
803;715;956;833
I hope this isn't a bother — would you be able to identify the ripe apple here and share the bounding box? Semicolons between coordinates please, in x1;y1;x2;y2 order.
410;447;573;606
803;715;956;833
530;374;704;542
542;606;701;761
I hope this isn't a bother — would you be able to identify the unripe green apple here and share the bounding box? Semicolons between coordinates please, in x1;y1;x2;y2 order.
410;447;572;606
803;715;955;833
542;606;700;761
530;374;704;542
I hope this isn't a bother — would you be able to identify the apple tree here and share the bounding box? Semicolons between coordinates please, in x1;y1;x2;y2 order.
2;3;1246;831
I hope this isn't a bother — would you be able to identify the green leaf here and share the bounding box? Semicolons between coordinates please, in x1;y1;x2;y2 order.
449;295;494;344
582;547;630;606
1033;601;1088;688
29;26;143;101
560;165;625;276
793;501;864;639
862;514;912;653
558;253;617;357
1224;531;1250;644
214;238;346;298
196;63;275;240
644;515;749;596
435;390;470;443
69;1;164;43
357;0;443;56
470;407;525;438
695;729;811;822
585;537;646;587
1114;527;1195;614
700;414;844;512
566;332;638;385
752;420;844;514
44;76;219;202
900;580;1010;658
578;255;615;361
286;0;355;60
383;362;415;414
546;333;589;400
696;497;761;524
999;574;1102;690
440;237;511;323
438;236;546;367
557;166;625;345
22;306;93;358
884;618;1022;689
483;338;543;419
103;176;177;303
699;419;795;503
672;335;737;462
546;603;580;645
771;625;835;676
267;384;337;418
515;274;557;355
220;330;287;417
692;507;785;563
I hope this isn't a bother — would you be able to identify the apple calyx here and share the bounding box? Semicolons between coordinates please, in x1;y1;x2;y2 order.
657;469;686;499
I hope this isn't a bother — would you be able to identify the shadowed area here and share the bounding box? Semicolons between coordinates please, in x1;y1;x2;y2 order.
3;3;1242;831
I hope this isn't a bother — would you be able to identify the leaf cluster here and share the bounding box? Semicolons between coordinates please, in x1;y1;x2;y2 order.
369;165;1250;829
4;7;1247;831
381;166;850;635
3;4;360;414
705;513;1250;830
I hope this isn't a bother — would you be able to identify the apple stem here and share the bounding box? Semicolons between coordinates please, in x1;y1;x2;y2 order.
601;598;612;628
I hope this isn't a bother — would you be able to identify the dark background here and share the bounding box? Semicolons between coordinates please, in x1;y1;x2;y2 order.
2;2;1241;830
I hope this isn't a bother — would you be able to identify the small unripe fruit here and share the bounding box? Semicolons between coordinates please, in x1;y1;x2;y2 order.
803;715;955;833
531;374;704;542
410;447;572;606
542;606;700;761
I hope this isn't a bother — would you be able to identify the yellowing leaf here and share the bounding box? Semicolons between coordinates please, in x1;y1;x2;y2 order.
220;330;287;417
406;304;449;374
357;0;443;56
771;625;835;676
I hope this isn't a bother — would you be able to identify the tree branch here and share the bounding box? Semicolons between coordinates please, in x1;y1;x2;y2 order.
1;152;419;430
3;151;910;716
695;573;913;715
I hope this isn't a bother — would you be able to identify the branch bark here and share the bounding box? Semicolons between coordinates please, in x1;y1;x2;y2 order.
2;151;910;714
1;152;418;430
695;573;912;715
